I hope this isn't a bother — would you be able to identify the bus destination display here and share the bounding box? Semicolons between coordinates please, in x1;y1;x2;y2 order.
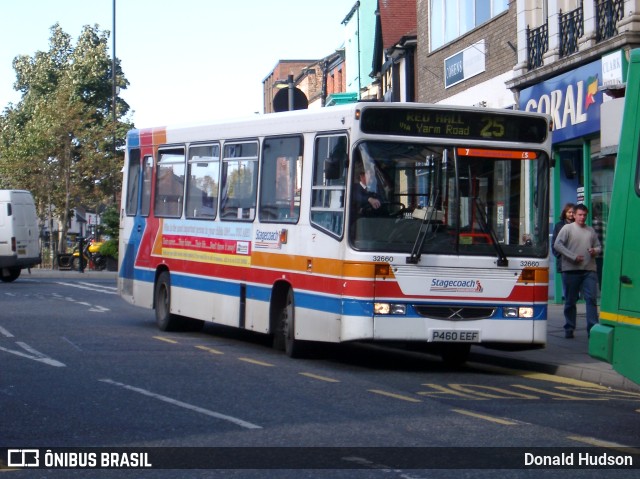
360;107;548;143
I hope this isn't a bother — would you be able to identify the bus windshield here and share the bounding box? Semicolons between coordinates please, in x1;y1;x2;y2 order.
349;141;549;259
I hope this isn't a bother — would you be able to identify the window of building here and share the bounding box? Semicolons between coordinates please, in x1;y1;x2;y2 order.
524;0;548;28
259;136;303;223
430;0;508;50
186;144;220;220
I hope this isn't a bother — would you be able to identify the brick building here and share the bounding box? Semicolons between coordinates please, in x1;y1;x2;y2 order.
374;0;418;102
262;51;347;113
416;0;516;108
262;60;317;114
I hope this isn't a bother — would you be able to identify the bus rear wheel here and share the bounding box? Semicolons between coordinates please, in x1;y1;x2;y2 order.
273;288;303;358
155;271;180;331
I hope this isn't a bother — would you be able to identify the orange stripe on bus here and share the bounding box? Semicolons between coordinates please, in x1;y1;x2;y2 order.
152;127;166;145
251;252;391;279
517;268;548;283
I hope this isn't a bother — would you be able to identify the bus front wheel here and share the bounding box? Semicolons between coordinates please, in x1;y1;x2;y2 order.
273;288;303;358
155;271;180;331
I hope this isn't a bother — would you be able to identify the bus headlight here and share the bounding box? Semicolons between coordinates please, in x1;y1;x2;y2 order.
518;307;534;318
374;303;406;315
504;307;534;318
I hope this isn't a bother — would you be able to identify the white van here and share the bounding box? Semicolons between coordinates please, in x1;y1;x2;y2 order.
0;190;41;282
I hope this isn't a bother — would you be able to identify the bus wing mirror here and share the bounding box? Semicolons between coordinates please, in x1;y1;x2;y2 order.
324;158;342;180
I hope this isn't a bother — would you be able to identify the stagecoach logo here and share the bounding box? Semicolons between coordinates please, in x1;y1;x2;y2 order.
430;278;484;293
255;229;284;250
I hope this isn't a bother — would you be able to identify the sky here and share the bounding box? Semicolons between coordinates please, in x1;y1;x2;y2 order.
0;0;352;127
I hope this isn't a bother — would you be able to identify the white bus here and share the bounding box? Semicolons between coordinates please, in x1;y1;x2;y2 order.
119;102;552;364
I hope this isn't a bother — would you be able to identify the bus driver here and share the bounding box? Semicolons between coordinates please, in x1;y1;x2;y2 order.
353;166;381;214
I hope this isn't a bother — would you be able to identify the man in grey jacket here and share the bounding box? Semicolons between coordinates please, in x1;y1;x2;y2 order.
553;204;602;338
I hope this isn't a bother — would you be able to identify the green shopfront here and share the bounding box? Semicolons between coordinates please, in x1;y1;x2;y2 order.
519;57;619;302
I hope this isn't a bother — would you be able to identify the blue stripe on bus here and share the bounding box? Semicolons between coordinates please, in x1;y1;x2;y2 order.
127;131;140;147
121;267;547;320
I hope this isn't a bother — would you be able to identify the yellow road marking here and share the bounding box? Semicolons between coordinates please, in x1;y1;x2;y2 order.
472;363;609;389
195;345;224;355
238;357;274;367
299;372;340;383
512;384;606;400
444;384;538;399
452;408;519;425
519;371;610;388
417;383;482;399
153;336;178;344
368;389;422;403
568;436;640;455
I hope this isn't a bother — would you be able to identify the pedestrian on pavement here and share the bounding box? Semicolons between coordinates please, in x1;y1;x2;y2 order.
551;202;575;298
553;204;601;339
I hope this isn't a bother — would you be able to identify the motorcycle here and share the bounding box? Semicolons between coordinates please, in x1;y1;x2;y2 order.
71;237;107;271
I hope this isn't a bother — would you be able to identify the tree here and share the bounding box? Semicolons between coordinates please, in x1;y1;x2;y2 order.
0;23;133;252
98;203;120;264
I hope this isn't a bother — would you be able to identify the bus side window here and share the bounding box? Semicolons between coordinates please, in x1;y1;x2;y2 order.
310;134;347;237
259;136;303;223
220;141;259;221
140;155;153;216
154;147;186;218
186;144;220;220
125;148;141;216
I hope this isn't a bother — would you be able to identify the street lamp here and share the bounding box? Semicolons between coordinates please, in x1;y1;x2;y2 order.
112;0;117;157
274;74;295;111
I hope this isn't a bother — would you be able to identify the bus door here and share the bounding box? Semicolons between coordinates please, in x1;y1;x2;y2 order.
121;149;153;287
617;174;640;315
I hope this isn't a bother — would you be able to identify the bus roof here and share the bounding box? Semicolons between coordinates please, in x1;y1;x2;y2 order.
127;102;550;146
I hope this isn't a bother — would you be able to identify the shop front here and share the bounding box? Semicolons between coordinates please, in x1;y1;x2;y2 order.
519;58;617;302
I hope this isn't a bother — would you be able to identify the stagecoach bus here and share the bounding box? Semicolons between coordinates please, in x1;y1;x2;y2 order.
119;102;552;365
590;49;640;385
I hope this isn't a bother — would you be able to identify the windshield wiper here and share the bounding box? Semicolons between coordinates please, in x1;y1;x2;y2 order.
473;197;508;267
406;193;440;264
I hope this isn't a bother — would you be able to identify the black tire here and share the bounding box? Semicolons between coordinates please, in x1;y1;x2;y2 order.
154;271;180;331
93;255;107;271
0;267;21;283
440;344;471;367
70;256;87;271
273;288;303;358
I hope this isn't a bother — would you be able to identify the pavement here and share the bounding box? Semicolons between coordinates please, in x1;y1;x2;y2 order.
20;267;640;392
470;302;640;392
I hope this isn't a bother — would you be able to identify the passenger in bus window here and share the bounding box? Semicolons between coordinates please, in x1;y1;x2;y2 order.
553;204;601;339
551;202;575;299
